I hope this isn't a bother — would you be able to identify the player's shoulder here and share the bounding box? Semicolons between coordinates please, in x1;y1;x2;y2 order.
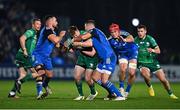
146;35;156;41
120;30;130;36
107;36;113;40
146;35;154;39
134;36;139;42
26;28;35;33
44;27;53;32
24;28;36;36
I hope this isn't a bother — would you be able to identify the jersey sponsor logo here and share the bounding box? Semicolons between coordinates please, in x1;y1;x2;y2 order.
90;63;94;67
140;41;144;44
108;66;113;70
156;64;160;68
34;35;37;40
146;42;150;46
122;42;126;46
35;61;39;64
114;42;118;45
32;55;35;62
106;58;111;64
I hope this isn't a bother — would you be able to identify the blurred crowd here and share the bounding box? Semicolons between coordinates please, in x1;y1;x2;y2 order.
0;1;35;63
0;0;180;65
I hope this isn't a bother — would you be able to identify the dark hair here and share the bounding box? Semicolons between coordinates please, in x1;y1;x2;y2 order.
137;24;147;30
68;26;78;36
44;15;55;22
31;18;41;24
85;19;95;26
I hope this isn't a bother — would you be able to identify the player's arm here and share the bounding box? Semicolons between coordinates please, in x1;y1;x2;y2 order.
109;38;124;49
120;30;134;42
72;39;93;47
19;34;28;56
147;46;160;54
123;35;134;42
74;32;92;42
82;47;96;57
48;31;66;44
147;36;160;54
20;29;35;56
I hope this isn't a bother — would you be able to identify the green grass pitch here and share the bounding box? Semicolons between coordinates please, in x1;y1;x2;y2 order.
0;80;179;109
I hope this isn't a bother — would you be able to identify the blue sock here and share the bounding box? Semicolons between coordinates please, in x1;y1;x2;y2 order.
36;81;43;95
96;79;112;95
96;79;102;85
119;81;124;89
103;81;123;97
125;84;132;93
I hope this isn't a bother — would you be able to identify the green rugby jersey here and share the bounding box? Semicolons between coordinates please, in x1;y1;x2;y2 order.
18;28;37;55
135;35;158;63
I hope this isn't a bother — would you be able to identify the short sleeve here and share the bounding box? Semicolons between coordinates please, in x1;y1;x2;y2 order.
88;28;96;37
120;30;130;38
24;30;34;38
46;29;54;36
149;36;158;48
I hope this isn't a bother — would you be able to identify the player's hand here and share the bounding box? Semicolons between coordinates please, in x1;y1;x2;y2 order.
23;49;28;57
55;43;60;48
64;42;68;48
73;35;82;42
59;31;66;38
72;42;81;47
147;48;155;53
61;45;68;53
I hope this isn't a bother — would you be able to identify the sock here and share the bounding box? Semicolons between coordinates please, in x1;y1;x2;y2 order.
103;80;123;97
36;81;43;95
20;73;33;84
145;81;152;87
88;83;96;95
11;82;17;92
167;89;173;95
119;81;124;89
75;81;84;96
43;76;51;88
125;84;132;93
11;80;21;92
96;79;112;95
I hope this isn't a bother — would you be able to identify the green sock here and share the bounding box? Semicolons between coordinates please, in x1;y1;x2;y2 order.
146;82;152;88
167;89;173;95
11;82;17;92
20;73;33;84
75;81;84;96
89;83;96;95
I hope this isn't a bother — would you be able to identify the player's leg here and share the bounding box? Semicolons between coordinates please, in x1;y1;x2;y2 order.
85;69;98;100
41;70;53;97
125;59;137;97
155;69;178;99
73;65;85;100
95;55;125;101
39;57;54;99
34;65;45;99
31;53;46;99
16;54;37;85
36;76;43;100
8;67;27;98
101;71;125;101
18;68;37;85
118;57;128;96
140;67;155;96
